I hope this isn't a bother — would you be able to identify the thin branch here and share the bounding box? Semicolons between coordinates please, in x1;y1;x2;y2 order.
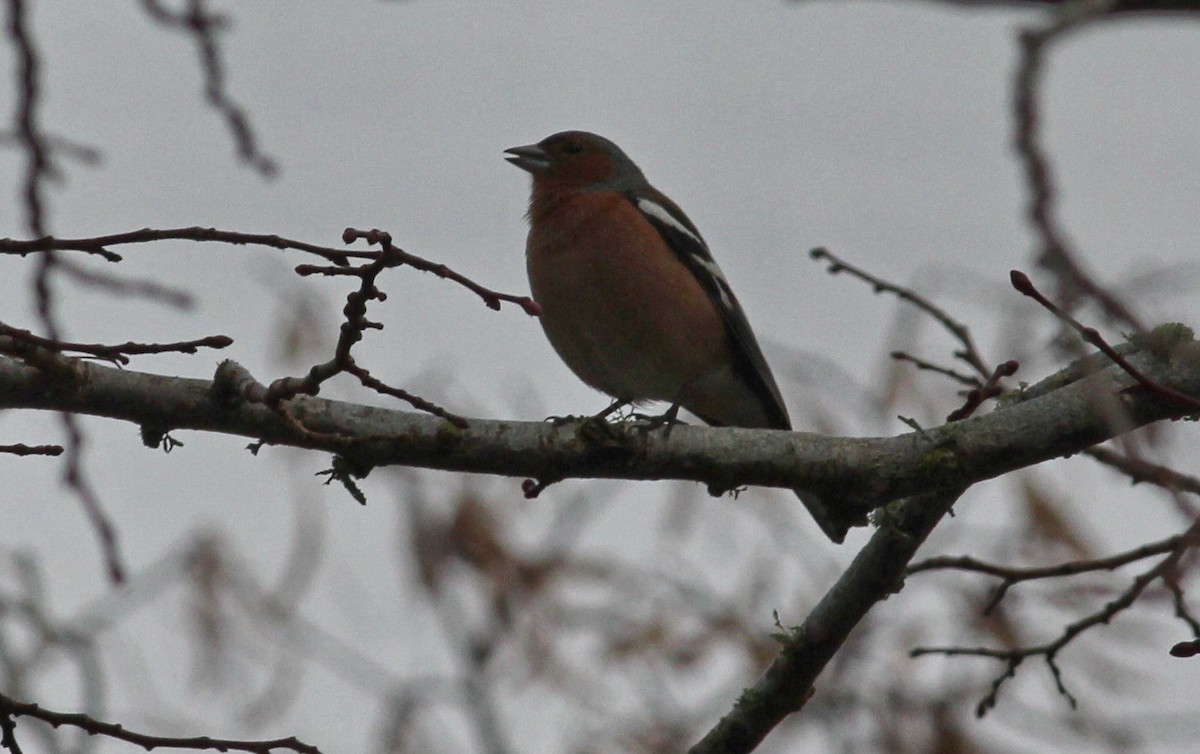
0;129;101;165
0;691;322;753
0;444;62;456
890;351;982;388
1012;270;1200;412
0;707;23;754
0;321;232;364
912;541;1189;716
248;229;474;428
0;227;373;265
57;257;194;308
345;362;469;427
0;224;537;450
239;228;537;431
908;533;1189;612
1163;567;1200;637
908;535;1188;580
139;0;276;175
335;228;542;315
1012;0;1144;329
946;359;1020;422
1085;446;1200;496
810;247;989;377
0;227;543;310
62;432;125;583
7;0;125;584
7;0;49;237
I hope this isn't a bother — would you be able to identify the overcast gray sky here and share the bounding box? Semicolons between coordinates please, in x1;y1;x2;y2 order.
2;2;1199;752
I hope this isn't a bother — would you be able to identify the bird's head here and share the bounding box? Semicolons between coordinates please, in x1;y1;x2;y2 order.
505;131;646;193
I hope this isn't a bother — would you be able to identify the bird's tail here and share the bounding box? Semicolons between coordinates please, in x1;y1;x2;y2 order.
793;488;862;544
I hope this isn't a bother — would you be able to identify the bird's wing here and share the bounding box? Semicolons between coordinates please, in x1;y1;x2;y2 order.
626;189;792;430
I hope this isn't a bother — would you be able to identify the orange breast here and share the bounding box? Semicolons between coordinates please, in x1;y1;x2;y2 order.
526;192;731;404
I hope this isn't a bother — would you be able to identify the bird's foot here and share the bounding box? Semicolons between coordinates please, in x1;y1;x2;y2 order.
546;399;633;427
630;402;686;438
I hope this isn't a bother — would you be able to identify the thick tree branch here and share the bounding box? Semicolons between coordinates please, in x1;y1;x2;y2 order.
0;329;1196;522
688;486;967;754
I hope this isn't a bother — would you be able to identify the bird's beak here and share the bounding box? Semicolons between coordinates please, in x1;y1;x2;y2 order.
504;143;550;174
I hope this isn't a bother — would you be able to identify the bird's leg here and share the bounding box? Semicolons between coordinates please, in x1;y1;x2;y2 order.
594;397;632;421
631;391;688;438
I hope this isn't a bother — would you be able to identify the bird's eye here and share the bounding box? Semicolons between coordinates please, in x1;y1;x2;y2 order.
563;141;584;155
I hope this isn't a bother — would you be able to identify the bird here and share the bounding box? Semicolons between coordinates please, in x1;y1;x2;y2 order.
506;130;846;542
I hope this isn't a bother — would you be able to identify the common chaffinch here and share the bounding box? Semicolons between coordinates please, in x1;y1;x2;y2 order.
506;131;843;541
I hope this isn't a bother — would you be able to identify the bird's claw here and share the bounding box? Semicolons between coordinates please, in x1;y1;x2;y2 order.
630;407;686;438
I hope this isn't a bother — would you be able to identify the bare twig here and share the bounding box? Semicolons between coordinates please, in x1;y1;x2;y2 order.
0;227;371;265
205;230;479;431
1012;0;1144;329
0;227;544;311
911;524;1200;716
253;227;539;429
0;321;232;364
57;257;194;308
908;533;1189;613
7;0;49;237
139;0;276;175
345;363;468;426
7;0;125;584
62;438;125;582
946;359;1020;421
890;351;982;387
334;228;542;315
810;247;989;377
1085;446;1200;496
0;129;102;166
0;443;62;456
0;691;322;753
1012;270;1200;412
1163;566;1200;636
0;707;22;754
